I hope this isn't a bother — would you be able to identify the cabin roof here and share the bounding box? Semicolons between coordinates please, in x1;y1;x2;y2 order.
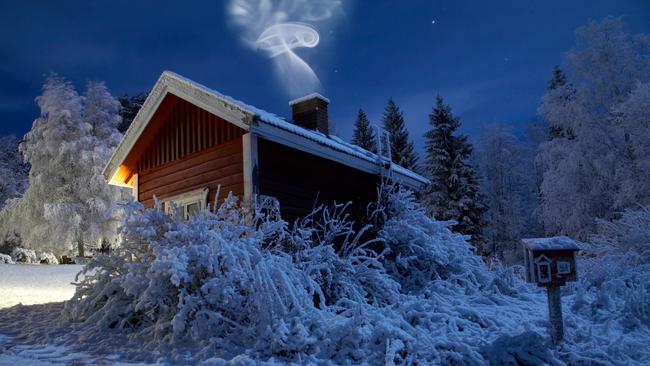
522;236;581;251
104;71;429;189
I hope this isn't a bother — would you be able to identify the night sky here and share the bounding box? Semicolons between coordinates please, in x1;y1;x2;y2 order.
1;0;648;152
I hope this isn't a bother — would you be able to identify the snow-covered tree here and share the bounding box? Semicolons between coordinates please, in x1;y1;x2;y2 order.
381;99;418;170
0;75;126;256
421;95;486;246
351;108;376;153
117;92;147;133
0;135;29;209
546;66;576;140
474;124;538;261
536;17;650;239
610;82;650;210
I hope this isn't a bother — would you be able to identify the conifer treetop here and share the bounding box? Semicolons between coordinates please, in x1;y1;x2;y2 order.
351;108;377;153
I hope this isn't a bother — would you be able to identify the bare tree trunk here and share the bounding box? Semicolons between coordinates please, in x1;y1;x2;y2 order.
77;238;85;258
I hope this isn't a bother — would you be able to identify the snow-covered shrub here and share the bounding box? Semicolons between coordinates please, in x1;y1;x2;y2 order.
572;207;650;330
7;247;59;264
622;283;650;329
0;253;14;264
275;200;400;308
0;228;21;255
376;185;489;293
593;205;650;262
65;196;325;362
37;251;59;264
11;247;37;263
483;331;562;366
63;188;572;364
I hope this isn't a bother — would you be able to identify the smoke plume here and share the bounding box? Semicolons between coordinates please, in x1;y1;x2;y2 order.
228;0;342;97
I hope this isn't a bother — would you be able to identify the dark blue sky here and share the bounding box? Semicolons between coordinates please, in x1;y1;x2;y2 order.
1;0;648;152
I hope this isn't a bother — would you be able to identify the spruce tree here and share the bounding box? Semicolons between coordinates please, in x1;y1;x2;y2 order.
422;95;486;246
351;108;376;153
381;99;418;170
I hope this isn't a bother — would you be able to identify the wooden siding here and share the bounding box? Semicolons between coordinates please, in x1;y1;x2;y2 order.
257;138;380;223
138;139;244;208
133;95;246;209
136;96;244;172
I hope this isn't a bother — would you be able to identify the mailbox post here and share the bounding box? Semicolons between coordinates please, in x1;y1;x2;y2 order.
522;236;580;344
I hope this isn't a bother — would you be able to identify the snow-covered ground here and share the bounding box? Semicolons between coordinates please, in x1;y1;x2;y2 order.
0;264;93;364
0;332;160;365
0;264;83;309
0;264;149;365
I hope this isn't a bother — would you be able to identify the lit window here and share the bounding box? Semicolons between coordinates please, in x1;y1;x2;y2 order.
163;188;209;220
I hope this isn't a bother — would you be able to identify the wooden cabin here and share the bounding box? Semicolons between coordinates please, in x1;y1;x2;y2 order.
103;71;427;222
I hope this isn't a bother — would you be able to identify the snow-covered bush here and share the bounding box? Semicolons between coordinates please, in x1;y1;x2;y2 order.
0;253;14;264
60;186;649;364
7;247;59;264
377;185;489;293
62;189;510;364
592;205;650;262
11;247;37;263
0;227;21;255
37;251;59;265
275;200;400;308
65;196;325;362
483;331;562;366
569;206;650;332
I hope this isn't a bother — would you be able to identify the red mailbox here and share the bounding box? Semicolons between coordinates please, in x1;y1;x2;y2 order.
522;236;580;344
522;236;579;286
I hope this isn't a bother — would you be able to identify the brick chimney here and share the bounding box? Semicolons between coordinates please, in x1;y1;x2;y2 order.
289;93;330;135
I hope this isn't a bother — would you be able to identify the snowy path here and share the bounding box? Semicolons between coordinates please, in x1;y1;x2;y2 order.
0;265;162;365
0;333;99;366
0;264;83;309
0;333;159;365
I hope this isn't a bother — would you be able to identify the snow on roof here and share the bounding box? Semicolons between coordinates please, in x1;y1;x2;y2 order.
289;93;330;105
522;236;581;251
165;71;428;185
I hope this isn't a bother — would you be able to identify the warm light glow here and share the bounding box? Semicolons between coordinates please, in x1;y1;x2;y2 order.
108;164;134;188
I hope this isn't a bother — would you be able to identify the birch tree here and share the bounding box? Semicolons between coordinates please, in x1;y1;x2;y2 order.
537;17;650;239
0;75;126;256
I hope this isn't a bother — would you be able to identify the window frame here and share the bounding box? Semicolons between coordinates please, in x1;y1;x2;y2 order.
556;261;571;275
163;187;210;220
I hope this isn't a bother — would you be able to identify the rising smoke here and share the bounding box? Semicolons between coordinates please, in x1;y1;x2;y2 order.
228;0;342;97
